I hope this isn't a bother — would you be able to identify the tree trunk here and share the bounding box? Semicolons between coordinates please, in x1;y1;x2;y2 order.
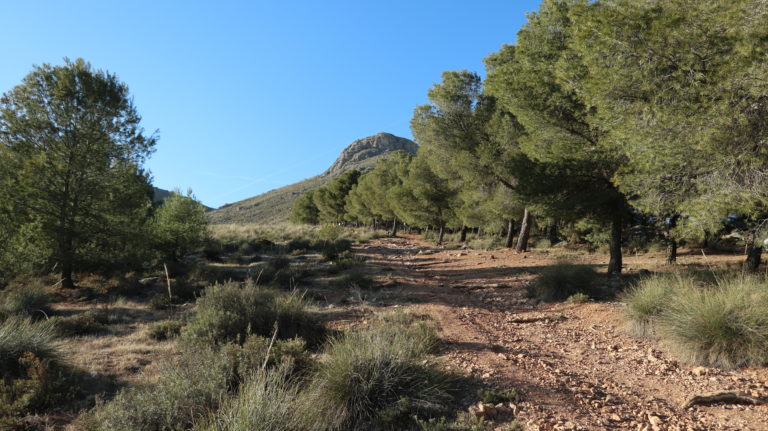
744;232;763;272
607;212;623;275
459;225;468;243
548;224;559;244
515;208;532;253
390;217;398;237
665;237;677;265
437;225;445;246
504;219;515;248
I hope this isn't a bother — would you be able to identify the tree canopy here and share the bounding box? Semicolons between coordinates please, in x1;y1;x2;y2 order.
0;58;157;287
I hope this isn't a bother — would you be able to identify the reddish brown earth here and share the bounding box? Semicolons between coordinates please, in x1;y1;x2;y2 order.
356;235;768;431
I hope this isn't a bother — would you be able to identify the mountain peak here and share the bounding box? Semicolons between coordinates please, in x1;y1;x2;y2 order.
323;132;417;176
208;132;417;224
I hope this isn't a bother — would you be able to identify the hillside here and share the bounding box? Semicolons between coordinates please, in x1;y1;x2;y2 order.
153;187;214;211
208;132;417;224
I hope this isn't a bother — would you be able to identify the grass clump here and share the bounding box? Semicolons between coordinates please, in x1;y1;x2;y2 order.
623;273;768;369
528;264;601;302
621;274;686;337
0;316;71;420
304;311;453;430
183;282;325;346
476;388;518;404
0;316;61;377
330;268;375;290
565;292;589;304
194;365;303;431
50;312;107;337
1;281;53;319
147;320;183;341
659;275;768;369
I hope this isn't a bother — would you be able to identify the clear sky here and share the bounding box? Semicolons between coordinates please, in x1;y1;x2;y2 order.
1;0;540;208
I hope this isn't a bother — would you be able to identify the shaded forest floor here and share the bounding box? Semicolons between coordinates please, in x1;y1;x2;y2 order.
354;235;768;431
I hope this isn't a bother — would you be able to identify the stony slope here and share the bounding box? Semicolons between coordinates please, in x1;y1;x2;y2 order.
208;132;417;225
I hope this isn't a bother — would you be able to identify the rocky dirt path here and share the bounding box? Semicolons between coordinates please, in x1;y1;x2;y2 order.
356;236;768;431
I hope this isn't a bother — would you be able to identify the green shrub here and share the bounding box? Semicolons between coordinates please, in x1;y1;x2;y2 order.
147;320;183;341
1;282;52;319
659;275;768;369
476;388;518;404
333;250;365;271
304;313;453;430
329;268;375;290
566;292;589;304
527;264;601;302
194;365;303;431
183;282;325;346
50;312;107;337
321;239;352;261
93;345;234;431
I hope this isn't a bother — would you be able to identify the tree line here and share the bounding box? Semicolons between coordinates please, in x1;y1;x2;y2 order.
0;59;209;288
292;0;768;274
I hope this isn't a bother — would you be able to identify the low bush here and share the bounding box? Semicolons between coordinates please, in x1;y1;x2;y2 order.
0;316;73;420
50;312;107;337
188;263;246;284
194;365;303;431
183;282;325;346
659;275;768;369
149;294;180;310
329;268;375;290
1;281;52;319
92;345;234;431
147;320;183;341
566;292;589;304
304;312;453;430
527;264;601;302
321;239;352;261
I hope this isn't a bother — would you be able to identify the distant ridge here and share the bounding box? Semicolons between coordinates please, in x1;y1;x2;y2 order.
208;132;418;225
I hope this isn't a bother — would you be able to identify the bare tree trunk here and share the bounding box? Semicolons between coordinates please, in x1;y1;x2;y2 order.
390;217;398;237
665;237;677;265
459;225;468;243
515;208;532;253
607;212;623;275
504;219;515;248
744;232;763;272
437;225;445;246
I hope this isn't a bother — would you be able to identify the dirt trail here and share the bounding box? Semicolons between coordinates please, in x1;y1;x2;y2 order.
356;236;768;431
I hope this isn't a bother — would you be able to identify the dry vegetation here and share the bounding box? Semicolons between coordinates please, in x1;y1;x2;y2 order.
2;225;768;430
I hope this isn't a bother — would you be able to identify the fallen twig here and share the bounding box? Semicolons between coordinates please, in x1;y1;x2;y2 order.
681;391;766;409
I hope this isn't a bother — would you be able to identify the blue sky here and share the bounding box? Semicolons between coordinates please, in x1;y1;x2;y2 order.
1;1;539;208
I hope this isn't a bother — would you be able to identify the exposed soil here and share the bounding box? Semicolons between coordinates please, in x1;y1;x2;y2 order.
356;235;768;431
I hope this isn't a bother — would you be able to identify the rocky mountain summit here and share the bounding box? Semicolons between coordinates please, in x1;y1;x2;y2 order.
208;132;417;224
324;132;418;176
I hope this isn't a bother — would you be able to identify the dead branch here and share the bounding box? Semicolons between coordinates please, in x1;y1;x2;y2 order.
681;391;766;409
